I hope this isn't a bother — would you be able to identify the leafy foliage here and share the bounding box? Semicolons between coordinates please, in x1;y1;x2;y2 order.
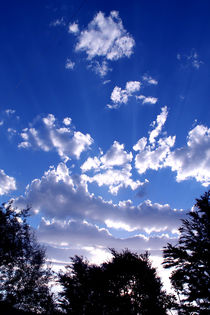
59;249;174;314
0;201;55;314
163;191;210;314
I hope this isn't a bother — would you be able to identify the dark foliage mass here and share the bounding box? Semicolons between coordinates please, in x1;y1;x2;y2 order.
163;190;210;314
0;201;56;314
59;249;175;314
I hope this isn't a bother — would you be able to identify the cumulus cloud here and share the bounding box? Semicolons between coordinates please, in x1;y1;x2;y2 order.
0;169;16;195
68;11;135;76
149;106;168;144
15;162;185;233
137;95;158;105
142;74;158;85
89;60;111;77
68;22;79;34
18;114;93;161
108;81;141;109
165;124;210;186
65;58;75;70
81;141;144;195
75;11;135;60
134;136;176;174
133;106;176;174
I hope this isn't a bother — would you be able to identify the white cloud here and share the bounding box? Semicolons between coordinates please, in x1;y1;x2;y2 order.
81;141;142;195
63;117;72;126
38;218;178;257
18;114;93;161
108;81;141;109
133;107;176;175
65;58;75;70
0;169;16;195
75;11;135;61
89;60;111;77
50;17;66;27
137;95;158;105
134;136;176;174
15;162;185;233
68;22;79;34
165;124;210;186
142;74;158;85
149;106;168;144
5;109;15;115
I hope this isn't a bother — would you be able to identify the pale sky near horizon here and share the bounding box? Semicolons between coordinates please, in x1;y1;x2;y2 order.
0;0;210;290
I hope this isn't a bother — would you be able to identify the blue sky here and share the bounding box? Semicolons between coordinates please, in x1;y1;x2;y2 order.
0;0;210;288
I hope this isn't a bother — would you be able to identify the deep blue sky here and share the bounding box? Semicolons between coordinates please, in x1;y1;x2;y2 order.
0;0;209;287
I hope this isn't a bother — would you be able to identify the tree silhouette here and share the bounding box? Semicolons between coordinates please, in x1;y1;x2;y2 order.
59;249;174;314
0;201;55;314
163;191;210;314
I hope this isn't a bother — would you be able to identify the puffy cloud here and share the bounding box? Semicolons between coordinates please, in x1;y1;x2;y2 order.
134;136;176;174
18;114;93;161
68;22;79;34
15;162;185;232
89;60;111;77
137;95;158;105
108;81;141;109
133;107;175;174
0;169;16;195
142;74;158;85
149;106;168;144
165;124;210;186
75;11;135;61
81;141;143;195
65;58;75;70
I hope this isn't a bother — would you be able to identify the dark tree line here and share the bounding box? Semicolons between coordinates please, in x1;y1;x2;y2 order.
0;191;209;314
59;249;175;314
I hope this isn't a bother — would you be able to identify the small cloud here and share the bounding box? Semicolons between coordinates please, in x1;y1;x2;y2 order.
7;128;17;136
108;81;141;109
50;17;66;27
65;58;75;70
177;49;203;69
5;109;15;115
0;169;16;195
0;120;4;126
136;95;158;105
142;74;158;85
68;22;79;34
90;61;111;77
103;80;111;85
63;117;72;126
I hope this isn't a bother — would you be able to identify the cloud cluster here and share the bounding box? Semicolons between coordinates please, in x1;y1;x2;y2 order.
38;218;177;259
68;11;135;76
15;162;185;233
81;141;145;195
165;124;210;186
18;114;93;161
133;107;176;174
0;169;16;195
75;11;135;61
107;81;141;109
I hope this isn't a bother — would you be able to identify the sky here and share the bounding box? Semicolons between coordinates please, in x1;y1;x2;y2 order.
0;0;210;290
